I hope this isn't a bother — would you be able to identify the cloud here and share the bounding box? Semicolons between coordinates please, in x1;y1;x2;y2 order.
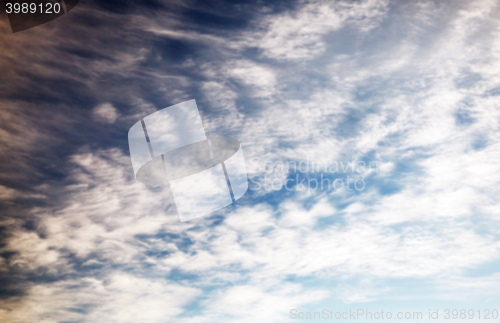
200;283;329;323
241;0;389;61
92;103;119;124
0;274;200;323
0;185;18;200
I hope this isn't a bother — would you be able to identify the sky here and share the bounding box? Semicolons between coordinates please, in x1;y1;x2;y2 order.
1;0;500;322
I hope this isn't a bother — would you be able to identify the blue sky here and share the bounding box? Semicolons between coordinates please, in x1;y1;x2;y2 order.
1;0;500;322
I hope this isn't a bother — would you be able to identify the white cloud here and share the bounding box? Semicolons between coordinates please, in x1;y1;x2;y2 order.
243;0;389;61
200;283;329;323
92;103;119;124
0;274;200;323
